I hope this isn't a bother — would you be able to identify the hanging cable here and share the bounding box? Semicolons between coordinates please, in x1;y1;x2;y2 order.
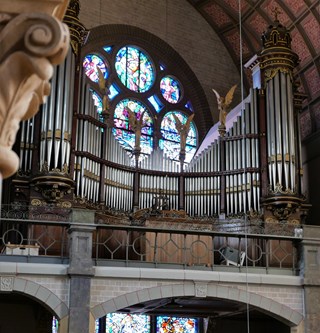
238;1;250;333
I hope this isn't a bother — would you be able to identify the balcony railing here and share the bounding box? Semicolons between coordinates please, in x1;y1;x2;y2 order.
0;205;301;274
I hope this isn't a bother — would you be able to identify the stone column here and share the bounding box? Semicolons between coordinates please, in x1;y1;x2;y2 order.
67;209;96;333
300;226;320;333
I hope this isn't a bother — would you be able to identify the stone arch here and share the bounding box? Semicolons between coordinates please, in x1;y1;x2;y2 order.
0;276;69;320
91;282;303;327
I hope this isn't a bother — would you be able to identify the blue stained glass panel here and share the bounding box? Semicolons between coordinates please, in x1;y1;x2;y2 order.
52;317;58;333
103;46;113;53
185;101;194;112
83;54;107;83
148;95;163;113
106;313;150;333
91;90;103;114
160;112;197;163
160;76;181;104
113;99;153;155
156;316;198;333
115;46;154;93
109;84;120;100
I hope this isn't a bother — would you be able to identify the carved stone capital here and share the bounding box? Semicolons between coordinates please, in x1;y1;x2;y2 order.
0;2;69;178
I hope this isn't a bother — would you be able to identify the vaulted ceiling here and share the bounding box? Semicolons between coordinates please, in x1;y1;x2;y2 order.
187;0;320;140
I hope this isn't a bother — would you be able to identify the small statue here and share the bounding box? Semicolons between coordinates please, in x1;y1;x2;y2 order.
172;113;195;153
212;84;237;128
126;106;146;151
97;66;110;116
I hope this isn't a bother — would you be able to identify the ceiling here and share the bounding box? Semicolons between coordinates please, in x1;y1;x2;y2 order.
187;0;320;140
116;295;290;328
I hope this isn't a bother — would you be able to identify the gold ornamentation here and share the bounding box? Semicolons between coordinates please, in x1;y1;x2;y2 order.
212;85;237;136
31;198;43;206
172;113;195;155
126;105;146;153
268;183;296;195
264;67;293;83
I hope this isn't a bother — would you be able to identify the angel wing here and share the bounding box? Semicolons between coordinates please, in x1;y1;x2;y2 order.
224;84;237;107
126;106;137;129
138;111;146;126
212;88;221;102
172;113;183;132
184;113;195;132
96;66;105;91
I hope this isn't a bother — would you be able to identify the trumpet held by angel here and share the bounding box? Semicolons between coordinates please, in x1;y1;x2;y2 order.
212;84;237;128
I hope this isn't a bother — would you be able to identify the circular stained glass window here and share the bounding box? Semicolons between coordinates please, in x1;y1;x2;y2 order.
115;46;154;93
160;111;196;162
83;54;107;83
160;76;181;103
113;99;153;155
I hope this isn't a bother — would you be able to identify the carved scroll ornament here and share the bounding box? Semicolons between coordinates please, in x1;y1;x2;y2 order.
0;12;69;178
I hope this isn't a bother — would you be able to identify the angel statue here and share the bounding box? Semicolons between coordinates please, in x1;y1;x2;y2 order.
126;105;146;152
97;66;111;119
172;113;195;153
212;84;237;129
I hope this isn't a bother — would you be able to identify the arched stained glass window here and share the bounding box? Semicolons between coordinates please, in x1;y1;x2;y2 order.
83;38;200;165
113;99;153;155
91;90;103;114
115;46;154;93
160;76;181;103
83;54;107;83
160;111;196;163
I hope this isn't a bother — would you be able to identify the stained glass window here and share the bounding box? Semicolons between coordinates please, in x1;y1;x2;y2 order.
113;99;153;155
160;111;197;163
91;90;103;114
83;54;107;83
148;95;163;113
160;76;181;104
156;316;198;333
103;46;113;53
115;46;154;93
83;41;199;165
52;317;58;333
106;313;150;333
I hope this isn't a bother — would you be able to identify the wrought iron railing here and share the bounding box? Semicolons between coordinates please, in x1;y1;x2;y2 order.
0;204;301;274
93;224;300;273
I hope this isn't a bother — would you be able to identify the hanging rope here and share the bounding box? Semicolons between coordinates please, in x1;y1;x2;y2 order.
238;1;250;333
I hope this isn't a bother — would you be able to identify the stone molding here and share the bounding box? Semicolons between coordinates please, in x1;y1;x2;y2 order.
0;0;69;178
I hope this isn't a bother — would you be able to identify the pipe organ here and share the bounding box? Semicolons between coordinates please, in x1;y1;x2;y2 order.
7;9;309;226
40;48;75;172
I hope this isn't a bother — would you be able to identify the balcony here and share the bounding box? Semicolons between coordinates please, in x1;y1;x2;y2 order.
0;205;302;275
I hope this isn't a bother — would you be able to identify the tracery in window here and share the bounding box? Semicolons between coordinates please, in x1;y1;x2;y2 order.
113;99;153;156
115;46;154;93
159;111;196;163
83;39;199;164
